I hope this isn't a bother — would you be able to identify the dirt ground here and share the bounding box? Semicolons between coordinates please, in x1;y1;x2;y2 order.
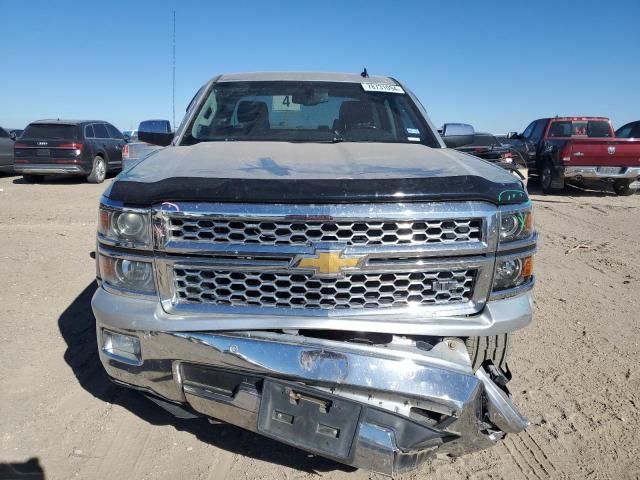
0;173;638;480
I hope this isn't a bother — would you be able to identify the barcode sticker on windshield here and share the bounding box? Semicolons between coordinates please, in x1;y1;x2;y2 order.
361;83;405;94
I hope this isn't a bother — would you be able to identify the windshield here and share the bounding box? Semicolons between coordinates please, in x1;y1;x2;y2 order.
182;81;437;146
22;124;79;140
547;120;612;138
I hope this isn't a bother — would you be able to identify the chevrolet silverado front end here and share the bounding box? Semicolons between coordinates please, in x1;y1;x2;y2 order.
92;72;536;475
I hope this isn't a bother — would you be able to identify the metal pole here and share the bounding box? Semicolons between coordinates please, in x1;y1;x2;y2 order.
172;10;176;130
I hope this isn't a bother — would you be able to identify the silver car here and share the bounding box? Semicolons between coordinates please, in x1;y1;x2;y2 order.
0;127;14;173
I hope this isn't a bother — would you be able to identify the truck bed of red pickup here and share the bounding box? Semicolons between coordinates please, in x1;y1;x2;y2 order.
564;138;640;168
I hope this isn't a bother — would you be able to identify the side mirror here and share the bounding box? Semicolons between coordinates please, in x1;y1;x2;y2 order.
9;132;17;141
123;134;130;143
138;119;172;134
138;130;174;147
441;123;475;148
507;131;519;139
138;119;173;146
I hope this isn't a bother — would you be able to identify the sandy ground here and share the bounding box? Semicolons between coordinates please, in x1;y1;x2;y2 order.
0;173;639;480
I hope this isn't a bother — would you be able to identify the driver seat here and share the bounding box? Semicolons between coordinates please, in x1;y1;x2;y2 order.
333;101;375;133
237;101;270;134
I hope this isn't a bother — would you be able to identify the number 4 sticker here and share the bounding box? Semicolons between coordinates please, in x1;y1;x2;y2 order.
272;95;300;111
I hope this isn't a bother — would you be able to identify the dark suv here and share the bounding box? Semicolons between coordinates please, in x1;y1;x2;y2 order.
14;120;125;183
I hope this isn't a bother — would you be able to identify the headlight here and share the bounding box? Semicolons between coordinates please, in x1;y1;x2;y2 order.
493;254;533;291
498;207;534;243
98;206;151;248
98;253;155;295
115;212;146;237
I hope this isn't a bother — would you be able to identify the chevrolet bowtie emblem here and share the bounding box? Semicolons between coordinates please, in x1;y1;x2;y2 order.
296;250;362;276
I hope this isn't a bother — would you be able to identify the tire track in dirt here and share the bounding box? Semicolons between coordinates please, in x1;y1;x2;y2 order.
501;440;542;480
502;436;545;480
513;431;559;477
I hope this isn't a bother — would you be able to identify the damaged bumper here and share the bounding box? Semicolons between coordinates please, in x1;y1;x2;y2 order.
94;316;529;475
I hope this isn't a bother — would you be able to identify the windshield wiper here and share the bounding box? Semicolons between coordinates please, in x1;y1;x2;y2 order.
288;132;345;144
312;136;344;144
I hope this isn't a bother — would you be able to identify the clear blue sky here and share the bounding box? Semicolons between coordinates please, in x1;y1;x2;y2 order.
2;0;639;133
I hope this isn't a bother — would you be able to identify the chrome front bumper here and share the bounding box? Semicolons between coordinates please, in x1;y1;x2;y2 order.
91;286;533;337
564;166;640;180
92;289;531;475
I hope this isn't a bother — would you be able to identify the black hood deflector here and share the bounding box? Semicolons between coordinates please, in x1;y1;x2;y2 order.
108;175;528;206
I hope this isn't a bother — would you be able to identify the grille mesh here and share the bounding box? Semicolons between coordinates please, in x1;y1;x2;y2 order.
173;268;476;310
167;217;483;246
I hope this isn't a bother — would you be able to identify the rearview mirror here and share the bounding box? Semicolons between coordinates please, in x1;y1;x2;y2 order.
292;88;329;106
441;123;475;148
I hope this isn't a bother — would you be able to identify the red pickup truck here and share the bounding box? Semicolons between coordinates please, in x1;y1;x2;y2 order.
507;117;640;195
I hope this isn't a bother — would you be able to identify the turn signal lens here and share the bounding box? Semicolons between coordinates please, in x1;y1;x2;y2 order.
522;256;533;278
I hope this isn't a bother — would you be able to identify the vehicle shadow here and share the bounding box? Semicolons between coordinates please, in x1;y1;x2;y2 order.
0;457;46;479
57;281;354;474
11;173;118;185
526;177;620;198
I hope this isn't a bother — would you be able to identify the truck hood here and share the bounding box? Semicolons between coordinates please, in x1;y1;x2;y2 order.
107;142;527;205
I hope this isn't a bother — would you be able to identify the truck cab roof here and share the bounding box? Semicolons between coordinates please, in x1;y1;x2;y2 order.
214;71;400;84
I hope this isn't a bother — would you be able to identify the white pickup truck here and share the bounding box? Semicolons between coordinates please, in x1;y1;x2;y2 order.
93;72;536;476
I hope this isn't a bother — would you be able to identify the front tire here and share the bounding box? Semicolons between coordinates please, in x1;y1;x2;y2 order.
87;156;106;184
541;159;562;193
465;334;510;372
613;180;636;196
22;174;45;183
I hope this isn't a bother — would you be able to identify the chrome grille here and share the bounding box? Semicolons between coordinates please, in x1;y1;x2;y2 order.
167;217;483;246
173;268;477;310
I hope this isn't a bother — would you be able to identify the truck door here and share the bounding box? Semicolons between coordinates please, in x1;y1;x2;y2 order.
519;120;545;168
527;120;547;165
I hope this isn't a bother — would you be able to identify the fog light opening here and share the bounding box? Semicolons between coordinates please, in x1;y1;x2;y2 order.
102;329;142;365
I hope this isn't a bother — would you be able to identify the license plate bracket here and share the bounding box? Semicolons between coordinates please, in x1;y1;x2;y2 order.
257;379;361;460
